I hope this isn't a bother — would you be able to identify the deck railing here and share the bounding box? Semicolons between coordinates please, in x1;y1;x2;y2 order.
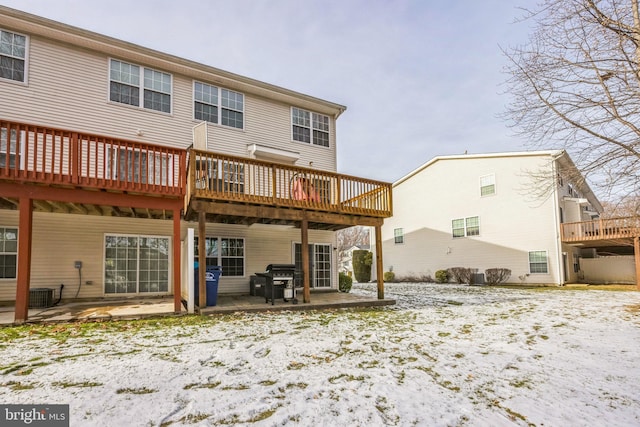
186;149;392;217
561;216;640;242
0;120;186;196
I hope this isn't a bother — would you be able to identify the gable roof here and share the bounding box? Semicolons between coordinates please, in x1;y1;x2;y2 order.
394;150;603;211
0;5;347;119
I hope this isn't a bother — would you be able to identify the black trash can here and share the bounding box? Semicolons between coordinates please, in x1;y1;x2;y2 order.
194;266;222;306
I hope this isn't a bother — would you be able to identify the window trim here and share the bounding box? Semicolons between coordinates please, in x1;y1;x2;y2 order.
103;233;172;295
193;81;245;130
291;107;330;147
452;216;480;238
394;228;404;244
480;174;496;197
0;28;28;84
194;236;245;277
528;250;549;274
109;58;173;114
0;226;18;280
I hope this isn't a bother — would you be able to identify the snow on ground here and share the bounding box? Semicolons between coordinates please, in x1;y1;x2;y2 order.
1;283;639;426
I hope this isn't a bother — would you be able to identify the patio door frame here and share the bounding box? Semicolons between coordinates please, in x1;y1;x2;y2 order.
293;242;332;289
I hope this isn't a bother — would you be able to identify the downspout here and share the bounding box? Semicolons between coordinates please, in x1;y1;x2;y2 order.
550;153;564;285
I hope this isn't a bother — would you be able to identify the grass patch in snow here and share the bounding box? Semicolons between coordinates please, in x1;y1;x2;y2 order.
1;381;35;390
116;387;156;394
53;381;102;388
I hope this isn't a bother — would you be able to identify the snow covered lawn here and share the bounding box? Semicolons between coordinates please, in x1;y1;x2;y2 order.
1;283;639;426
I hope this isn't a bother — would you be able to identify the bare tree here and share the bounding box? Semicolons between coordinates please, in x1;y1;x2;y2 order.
503;0;640;203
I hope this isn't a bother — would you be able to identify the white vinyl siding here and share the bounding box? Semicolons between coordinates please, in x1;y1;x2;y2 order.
382;153;567;284
1;36;338;170
0;29;27;83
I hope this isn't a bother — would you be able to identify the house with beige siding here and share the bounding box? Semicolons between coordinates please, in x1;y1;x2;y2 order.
0;6;392;322
382;151;604;285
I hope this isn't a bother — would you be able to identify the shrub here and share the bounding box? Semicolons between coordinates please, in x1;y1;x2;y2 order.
353;250;372;282
394;274;433;283
448;267;478;284
383;271;395;282
435;269;450;283
485;268;512;285
339;272;353;292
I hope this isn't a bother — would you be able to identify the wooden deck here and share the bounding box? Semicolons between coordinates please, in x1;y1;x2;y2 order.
561;217;640;246
184;149;393;230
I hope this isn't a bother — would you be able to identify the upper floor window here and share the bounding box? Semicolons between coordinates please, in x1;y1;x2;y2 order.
194;82;244;129
452;216;480;238
480;174;495;196
109;59;171;113
292;107;329;147
0;29;27;83
0;227;18;279
394;228;404;244
529;250;549;274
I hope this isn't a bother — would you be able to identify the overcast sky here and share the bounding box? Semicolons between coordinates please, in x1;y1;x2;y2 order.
3;0;539;183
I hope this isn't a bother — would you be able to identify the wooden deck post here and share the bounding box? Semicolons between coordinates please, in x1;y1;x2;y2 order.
173;208;182;313
14;198;33;323
635;236;640;290
198;211;206;308
375;224;384;300
301;218;310;303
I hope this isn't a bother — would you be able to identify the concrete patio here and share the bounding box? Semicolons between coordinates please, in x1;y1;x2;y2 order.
0;291;396;326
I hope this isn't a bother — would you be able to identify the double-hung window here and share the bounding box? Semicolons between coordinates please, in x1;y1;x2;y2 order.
394;228;404;244
195;237;244;276
529;251;549;274
452;216;480;238
0;29;27;83
0;227;17;279
194;82;244;129
0;127;18;169
480;174;495;196
110;59;172;113
292;107;330;147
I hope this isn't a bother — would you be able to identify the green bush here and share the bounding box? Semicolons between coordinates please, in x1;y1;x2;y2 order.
353;250;372;282
339;272;353;292
435;269;450;284
383;271;395;282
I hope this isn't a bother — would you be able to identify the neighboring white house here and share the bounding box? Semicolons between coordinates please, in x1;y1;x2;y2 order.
381;150;603;285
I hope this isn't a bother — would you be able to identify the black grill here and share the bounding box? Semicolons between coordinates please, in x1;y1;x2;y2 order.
256;264;297;305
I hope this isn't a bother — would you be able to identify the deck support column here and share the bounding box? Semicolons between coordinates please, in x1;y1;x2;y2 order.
15;198;33;324
173;208;182;313
375;224;384;300
635;236;640;290
198;211;206;309
301;218;310;303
